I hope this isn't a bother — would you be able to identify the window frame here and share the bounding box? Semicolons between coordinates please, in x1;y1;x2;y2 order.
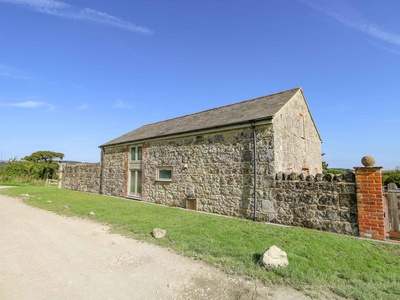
128;144;143;199
129;169;142;198
130;145;142;162
156;167;173;182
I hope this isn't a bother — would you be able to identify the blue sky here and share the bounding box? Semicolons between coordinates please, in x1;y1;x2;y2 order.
0;0;399;169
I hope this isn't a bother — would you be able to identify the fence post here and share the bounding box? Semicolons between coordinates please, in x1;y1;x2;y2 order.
58;163;64;189
354;156;386;240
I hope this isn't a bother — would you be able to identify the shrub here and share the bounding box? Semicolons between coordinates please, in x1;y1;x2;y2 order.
382;168;400;188
0;151;63;181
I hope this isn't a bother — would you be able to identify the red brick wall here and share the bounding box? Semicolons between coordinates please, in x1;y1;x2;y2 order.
355;167;386;240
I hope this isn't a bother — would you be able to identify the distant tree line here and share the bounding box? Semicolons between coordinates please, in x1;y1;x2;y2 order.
322;154;400;187
0;151;64;181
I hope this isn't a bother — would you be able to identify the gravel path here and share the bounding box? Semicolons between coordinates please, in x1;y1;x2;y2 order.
0;188;321;299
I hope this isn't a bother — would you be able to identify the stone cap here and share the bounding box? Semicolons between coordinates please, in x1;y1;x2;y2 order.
275;171;355;183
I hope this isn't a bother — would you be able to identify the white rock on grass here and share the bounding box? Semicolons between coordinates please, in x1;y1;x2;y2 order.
89;211;95;216
20;193;34;198
152;228;166;239
260;245;289;270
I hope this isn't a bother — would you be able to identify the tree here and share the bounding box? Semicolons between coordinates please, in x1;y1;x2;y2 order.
322;153;329;173
23;151;64;163
0;151;64;181
23;151;64;179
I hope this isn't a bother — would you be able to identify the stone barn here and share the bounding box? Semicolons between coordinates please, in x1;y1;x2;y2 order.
99;87;322;217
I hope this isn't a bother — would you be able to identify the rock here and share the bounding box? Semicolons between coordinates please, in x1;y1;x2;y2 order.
89;211;95;216
306;174;314;182
152;228;166;239
325;173;334;182
298;172;307;181
315;173;324;182
21;193;34;198
276;172;284;181
260;245;289;270
334;173;344;182
344;171;356;183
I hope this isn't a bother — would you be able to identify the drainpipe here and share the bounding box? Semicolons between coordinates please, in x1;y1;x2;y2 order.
251;122;257;221
99;147;104;195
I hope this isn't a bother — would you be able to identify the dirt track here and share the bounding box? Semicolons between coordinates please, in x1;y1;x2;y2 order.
0;189;319;299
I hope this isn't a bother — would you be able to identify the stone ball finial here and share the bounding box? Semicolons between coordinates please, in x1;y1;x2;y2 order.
361;156;376;167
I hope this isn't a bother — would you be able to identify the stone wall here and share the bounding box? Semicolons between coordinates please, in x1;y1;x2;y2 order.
61;163;101;194
142;124;275;218
102;145;128;197
258;171;358;236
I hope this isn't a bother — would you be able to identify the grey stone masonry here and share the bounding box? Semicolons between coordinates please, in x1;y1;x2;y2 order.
142;124;274;218
102;145;128;197
260;171;358;236
273;90;322;174
61;163;101;194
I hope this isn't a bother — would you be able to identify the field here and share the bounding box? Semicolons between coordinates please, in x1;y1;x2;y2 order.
1;186;399;299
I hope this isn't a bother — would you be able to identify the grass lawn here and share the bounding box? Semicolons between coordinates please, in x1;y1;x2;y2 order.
1;186;399;300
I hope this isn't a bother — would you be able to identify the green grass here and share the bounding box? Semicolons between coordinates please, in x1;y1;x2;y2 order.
1;186;399;299
0;178;45;186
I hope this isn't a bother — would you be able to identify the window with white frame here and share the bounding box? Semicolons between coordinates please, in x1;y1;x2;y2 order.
129;145;143;198
130;146;142;161
157;167;173;181
129;169;142;197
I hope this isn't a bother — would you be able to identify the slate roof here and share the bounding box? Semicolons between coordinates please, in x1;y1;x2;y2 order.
101;87;301;147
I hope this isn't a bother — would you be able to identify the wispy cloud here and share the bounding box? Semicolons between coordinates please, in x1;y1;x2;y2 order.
114;99;133;109
0;63;31;80
300;0;400;47
1;99;55;110
77;104;89;111
0;0;153;34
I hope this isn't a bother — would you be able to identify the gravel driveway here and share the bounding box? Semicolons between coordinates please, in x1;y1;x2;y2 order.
0;189;316;299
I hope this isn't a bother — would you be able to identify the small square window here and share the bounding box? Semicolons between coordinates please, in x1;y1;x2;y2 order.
157;168;173;181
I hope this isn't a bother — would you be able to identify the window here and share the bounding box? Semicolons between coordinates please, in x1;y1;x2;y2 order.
157;168;173;181
129;170;142;197
129;145;143;198
130;146;142;161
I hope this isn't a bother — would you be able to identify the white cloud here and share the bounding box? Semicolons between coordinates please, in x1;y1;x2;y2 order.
114;99;133;109
0;0;153;34
300;0;400;47
12;100;44;108
1;99;55;110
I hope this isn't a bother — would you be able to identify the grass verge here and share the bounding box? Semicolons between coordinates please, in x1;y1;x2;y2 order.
1;186;399;300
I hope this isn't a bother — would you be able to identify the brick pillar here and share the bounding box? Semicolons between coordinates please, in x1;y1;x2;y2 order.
354;166;386;240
